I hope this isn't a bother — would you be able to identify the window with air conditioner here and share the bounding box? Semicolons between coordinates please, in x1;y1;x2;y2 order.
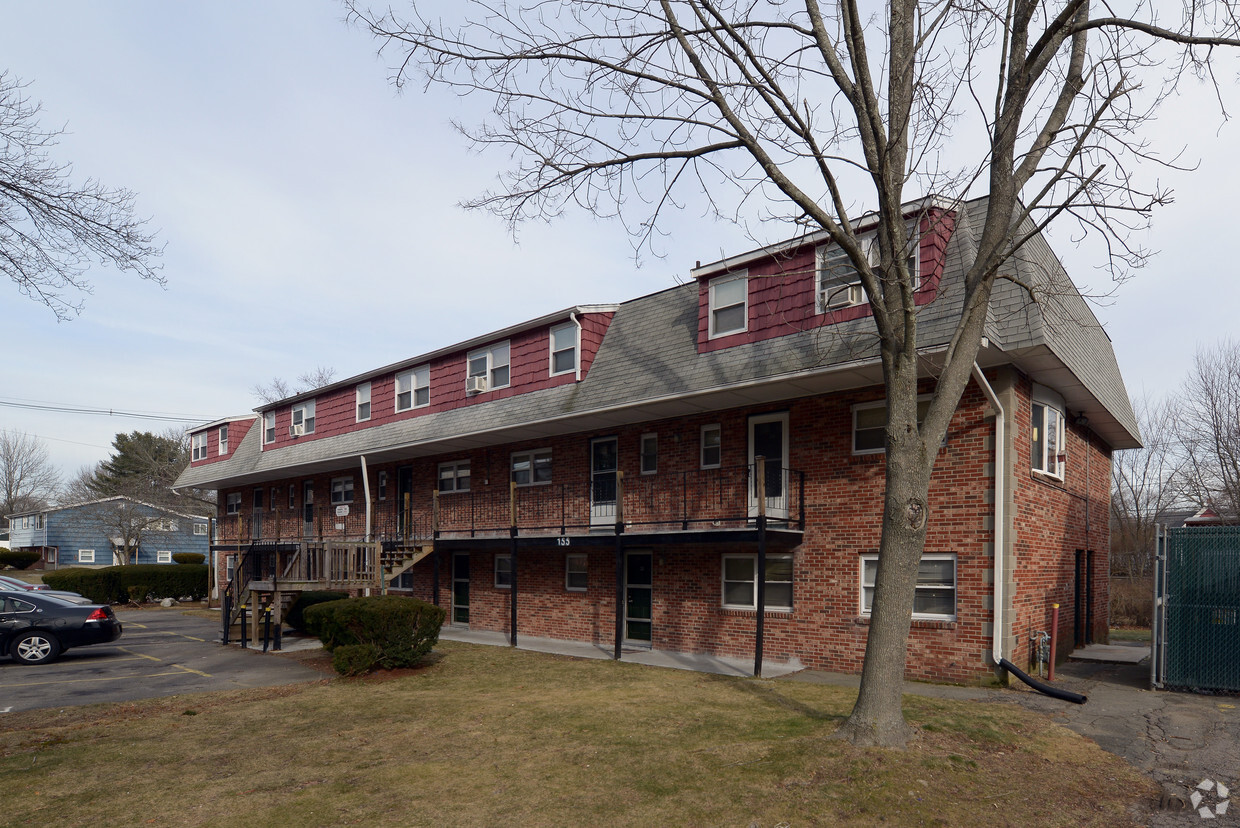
396;365;430;412
549;321;578;376
291;400;315;435
468;342;510;393
191;432;208;462
708;272;748;338
356;382;372;422
816;225;918;313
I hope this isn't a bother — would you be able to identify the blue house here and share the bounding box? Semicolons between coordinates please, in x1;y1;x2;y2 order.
6;497;210;569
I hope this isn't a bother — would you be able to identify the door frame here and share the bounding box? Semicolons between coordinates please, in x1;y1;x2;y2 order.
623;549;653;646
748;411;790;519
452;552;470;626
590;436;619;527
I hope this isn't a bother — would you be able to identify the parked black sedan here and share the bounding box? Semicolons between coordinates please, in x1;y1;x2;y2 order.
0;592;123;664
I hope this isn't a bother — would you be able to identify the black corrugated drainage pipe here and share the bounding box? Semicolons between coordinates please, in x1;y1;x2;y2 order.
999;658;1087;704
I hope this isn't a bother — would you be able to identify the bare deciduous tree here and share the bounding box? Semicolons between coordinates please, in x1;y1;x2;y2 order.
0;429;61;518
1111;395;1184;578
346;0;1240;746
0;72;164;320
251;366;337;404
59;463;102;506
1178;340;1240;520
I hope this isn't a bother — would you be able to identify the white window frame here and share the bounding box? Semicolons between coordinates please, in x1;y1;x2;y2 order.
860;553;957;621
330;476;355;505
356;382;372;422
640;433;658;475
494;554;512;589
270;487;278;512
1031;385;1066;480
566;553;588;592
708;271;748;338
395;365;430;412
191;432;207;462
156;550;172;564
438;460;471;494
288;484;296;509
700;424;722;469
263;411;276;445
377;470;388;501
193;522;208;536
218;425;229;454
291;400;316;435
511;449;552;487
816;225;918;314
225;493;241;515
852;396;933;456
721;553;793;611
468;342;511;392
78;549;95;564
549;321;579;377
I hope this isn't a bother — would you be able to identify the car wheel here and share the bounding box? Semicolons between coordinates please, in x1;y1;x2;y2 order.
11;631;61;665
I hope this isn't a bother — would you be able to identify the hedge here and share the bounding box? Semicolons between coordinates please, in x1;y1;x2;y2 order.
172;552;206;565
304;595;445;675
0;550;41;570
43;564;209;603
286;590;349;633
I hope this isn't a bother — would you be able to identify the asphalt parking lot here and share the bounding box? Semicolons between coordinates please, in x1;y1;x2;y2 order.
0;608;325;713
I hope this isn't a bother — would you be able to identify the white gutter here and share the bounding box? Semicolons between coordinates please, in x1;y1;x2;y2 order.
971;363;1006;663
570;311;582;382
360;455;372;542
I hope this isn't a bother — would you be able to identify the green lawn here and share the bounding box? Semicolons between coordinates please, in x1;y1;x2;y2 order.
0;641;1153;827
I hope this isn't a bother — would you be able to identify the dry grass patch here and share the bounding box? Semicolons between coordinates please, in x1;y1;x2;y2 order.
0;641;1154;827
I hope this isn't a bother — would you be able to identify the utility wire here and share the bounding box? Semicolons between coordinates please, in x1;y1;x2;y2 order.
0;397;212;425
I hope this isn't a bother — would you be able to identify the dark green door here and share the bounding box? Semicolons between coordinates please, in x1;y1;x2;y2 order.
625;551;652;644
452;553;470;625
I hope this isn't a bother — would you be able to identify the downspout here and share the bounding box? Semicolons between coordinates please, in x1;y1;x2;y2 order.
360;455;373;541
571;311;582;382
970;363;1006;664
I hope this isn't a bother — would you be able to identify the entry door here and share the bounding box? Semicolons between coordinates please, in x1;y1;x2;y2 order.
396;465;414;538
749;412;789;519
590;437;618;527
252;488;264;538
624;551;652;645
302;481;315;538
452;553;470;625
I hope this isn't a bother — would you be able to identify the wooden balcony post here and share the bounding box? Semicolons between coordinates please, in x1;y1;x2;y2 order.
509;481;518;532
431;490;439;537
615;470;625;530
755;455;766;518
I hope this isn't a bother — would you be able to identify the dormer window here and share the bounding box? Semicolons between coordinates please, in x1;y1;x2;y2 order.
291;400;315;436
263;411;276;444
468;342;511;393
191;432;207;461
356;382;372;422
549;322;578;376
708;272;748;338
817;225;919;313
218;425;229;454
396;365;430;412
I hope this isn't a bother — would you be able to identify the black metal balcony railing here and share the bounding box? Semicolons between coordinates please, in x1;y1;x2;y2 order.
217;463;805;546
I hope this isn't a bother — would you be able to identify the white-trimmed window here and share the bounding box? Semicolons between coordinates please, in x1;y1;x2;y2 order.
288;484;296;509
377;470;388;501
193;522;208;536
550;322;578;376
640;433;658;475
439;460;471;493
191;432;207;461
861;553;956;620
1031;389;1066;479
152;518;179;532
263;411;276;444
291;400;315;435
156;550;172;564
852;397;932;455
566;554;588;591
511;449;552;486
270;487;278;511
225;493;241;515
468;342;511;392
494;554;512;589
395;365;430;412
708;272;748;337
721;554;793;611
78;549;95;564
700;424;722;469
356;382;372;422
330;476;354;505
218;425;229;455
816;226;918;313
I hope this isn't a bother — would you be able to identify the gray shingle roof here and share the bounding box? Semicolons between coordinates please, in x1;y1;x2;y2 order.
176;196;1139;490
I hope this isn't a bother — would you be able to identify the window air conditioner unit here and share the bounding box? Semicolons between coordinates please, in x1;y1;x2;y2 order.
289;423;305;437
821;283;863;310
466;375;488;394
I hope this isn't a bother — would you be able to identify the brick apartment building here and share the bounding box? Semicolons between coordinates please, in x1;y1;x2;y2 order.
175;196;1139;681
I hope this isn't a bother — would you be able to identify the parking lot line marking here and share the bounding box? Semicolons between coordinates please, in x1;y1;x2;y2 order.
171;664;212;678
0;670;208;689
116;647;163;662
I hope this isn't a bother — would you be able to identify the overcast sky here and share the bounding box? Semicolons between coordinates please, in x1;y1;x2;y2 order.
3;2;1238;479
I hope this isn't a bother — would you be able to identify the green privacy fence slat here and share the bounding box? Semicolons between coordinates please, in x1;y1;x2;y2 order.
1164;526;1240;692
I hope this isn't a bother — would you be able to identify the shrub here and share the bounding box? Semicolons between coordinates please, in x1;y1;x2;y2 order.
332;643;383;676
286;590;349;633
172;552;206;565
0;550;41;570
43;564;209;603
304;595;445;673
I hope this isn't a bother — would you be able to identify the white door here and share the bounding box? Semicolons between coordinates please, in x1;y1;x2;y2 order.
748;412;789;519
590;437;618;528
